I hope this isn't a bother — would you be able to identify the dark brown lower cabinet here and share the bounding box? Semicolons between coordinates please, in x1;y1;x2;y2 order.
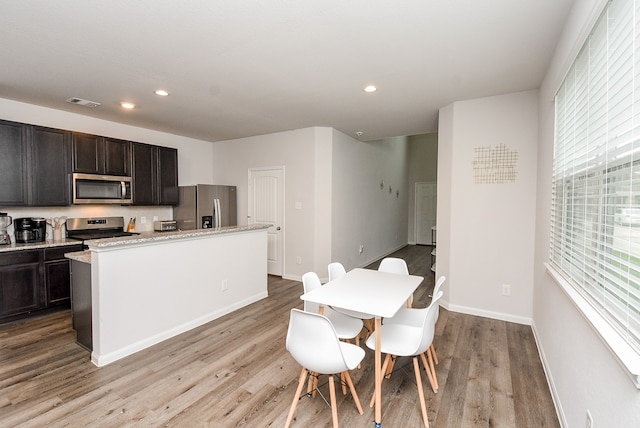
0;244;83;322
45;260;72;306
0;250;41;318
45;245;83;307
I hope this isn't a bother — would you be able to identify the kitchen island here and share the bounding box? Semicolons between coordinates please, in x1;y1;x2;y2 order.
66;224;269;367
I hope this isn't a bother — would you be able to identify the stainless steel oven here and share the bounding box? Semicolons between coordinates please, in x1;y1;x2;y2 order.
66;216;138;243
72;173;132;205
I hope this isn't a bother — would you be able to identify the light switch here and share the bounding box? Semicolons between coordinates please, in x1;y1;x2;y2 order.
295;202;302;210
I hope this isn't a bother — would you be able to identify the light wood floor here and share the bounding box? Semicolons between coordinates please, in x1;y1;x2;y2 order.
0;245;559;427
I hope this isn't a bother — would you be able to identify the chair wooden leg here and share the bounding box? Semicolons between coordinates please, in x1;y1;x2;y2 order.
420;352;437;393
426;346;438;391
413;357;430;428
430;343;439;365
370;354;392;407
308;372;319;397
385;355;397;378
363;319;374;340
340;372;347;395
343;371;364;415
328;375;339;428
285;368;309;428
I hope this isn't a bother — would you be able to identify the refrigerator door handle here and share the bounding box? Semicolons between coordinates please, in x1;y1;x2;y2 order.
214;198;217;228
214;198;221;228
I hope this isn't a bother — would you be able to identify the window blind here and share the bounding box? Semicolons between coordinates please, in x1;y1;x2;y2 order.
552;0;640;354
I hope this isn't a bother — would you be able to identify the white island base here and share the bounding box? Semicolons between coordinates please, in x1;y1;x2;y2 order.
70;226;268;367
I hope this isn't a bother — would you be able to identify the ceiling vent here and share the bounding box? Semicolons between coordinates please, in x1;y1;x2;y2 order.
66;97;101;108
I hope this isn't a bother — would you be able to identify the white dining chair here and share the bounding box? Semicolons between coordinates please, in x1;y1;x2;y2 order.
377;257;409;275
428;275;446;366
302;272;364;347
378;257;412;307
328;261;347;281
365;291;444;428
285;308;365;428
327;262;375;339
391;275;445;366
381;285;443;392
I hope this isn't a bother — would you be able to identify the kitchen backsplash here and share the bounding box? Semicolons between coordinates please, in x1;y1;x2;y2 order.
3;206;172;237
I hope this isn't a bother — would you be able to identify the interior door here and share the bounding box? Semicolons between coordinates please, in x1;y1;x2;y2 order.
249;167;284;276
415;182;437;245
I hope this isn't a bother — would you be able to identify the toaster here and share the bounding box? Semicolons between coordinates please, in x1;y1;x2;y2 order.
154;220;178;232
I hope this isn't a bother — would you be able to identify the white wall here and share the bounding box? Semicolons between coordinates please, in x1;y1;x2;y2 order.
0;97;217;233
534;0;640;426
437;90;538;324
331;134;409;271
209;127;330;280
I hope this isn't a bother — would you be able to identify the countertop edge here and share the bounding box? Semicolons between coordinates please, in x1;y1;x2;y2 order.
65;250;91;264
0;239;84;253
86;224;270;249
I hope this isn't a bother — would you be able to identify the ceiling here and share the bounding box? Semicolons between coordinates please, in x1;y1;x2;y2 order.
0;1;574;143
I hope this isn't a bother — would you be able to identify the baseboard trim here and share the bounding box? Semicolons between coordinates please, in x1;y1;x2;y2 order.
446;302;532;325
531;320;568;428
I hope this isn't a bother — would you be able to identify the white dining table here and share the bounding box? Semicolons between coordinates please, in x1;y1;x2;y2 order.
300;267;423;427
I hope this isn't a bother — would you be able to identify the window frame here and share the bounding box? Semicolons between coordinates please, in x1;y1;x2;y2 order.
550;0;640;387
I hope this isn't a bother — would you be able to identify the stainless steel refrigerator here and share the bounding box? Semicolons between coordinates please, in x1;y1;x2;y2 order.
173;185;237;230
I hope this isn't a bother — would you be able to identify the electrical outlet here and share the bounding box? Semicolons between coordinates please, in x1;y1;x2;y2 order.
502;284;511;296
153;215;158;221
586;410;593;428
359;244;364;254
296;256;302;265
221;280;228;291
140;216;146;224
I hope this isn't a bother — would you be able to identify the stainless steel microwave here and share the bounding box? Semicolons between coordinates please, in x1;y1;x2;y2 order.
72;173;132;204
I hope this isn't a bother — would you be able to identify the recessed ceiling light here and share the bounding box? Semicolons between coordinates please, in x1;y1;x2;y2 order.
154;89;169;97
120;102;135;109
364;85;377;93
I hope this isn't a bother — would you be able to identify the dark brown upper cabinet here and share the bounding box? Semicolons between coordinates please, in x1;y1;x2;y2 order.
131;142;178;206
72;133;130;176
30;126;71;206
0;120;29;206
158;146;179;205
131;142;156;205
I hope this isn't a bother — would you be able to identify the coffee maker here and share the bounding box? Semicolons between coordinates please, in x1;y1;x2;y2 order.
14;217;47;243
0;212;11;245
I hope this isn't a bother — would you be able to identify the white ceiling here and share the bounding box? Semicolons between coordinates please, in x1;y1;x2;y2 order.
0;1;574;143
